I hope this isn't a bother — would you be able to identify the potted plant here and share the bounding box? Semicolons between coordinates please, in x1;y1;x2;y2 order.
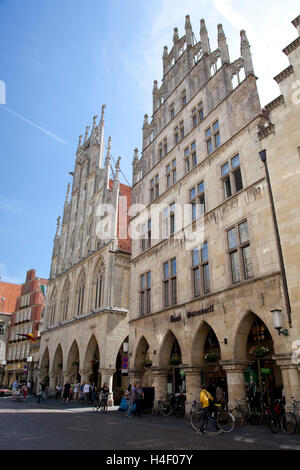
204;352;220;363
72;361;79;367
249;345;270;358
168;356;181;366
58;363;63;369
144;360;152;368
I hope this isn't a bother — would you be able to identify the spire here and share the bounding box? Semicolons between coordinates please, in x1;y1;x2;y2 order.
142;114;149;149
65;182;70;205
240;30;254;76
99;104;106;126
185;15;193;47
153;80;159;113
114;157;121;183
55;216;61;237
102;137;112;198
96;104;106;168
173;28;179;61
132;148;139;186
162;45;169;76
84;125;90;144
77;134;83;152
218;24;230;65
200;19;211;55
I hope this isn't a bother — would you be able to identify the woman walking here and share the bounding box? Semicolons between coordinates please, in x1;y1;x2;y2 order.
62;381;71;406
125;384;134;418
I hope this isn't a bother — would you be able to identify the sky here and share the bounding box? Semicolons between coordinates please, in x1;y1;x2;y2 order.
0;0;299;284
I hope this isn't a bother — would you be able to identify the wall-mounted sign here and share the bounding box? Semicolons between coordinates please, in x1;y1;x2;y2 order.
170;305;214;323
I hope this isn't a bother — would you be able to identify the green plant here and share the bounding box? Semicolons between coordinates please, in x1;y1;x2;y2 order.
249;346;270;358
72;361;79;367
204;353;220;362
168;358;181;365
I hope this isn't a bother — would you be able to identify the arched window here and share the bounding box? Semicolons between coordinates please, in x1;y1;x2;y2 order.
93;258;105;310
61;280;70;321
76;272;86;316
48;288;57;326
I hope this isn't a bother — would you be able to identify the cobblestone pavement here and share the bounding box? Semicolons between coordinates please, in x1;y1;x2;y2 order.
0;397;299;450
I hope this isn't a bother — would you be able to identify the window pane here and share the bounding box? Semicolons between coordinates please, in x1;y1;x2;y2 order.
166;164;171;173
203;264;210;293
164;281;169;307
189;188;196;200
201;242;208;263
163;262;169;279
141;274;145;289
193;268;201;297
192;152;197;167
224;176;232;199
198;181;204;194
199;193;205;215
207;139;213;155
172;159;176;168
192;249;199;267
239;221;249;244
184;147;190;157
213;121;219;132
192;202;197;221
230;251;240;284
147;271;151;287
205;128;211;139
234;168;243;192
231;154;240;169
215;132;221;149
185;159;190;173
221;162;229;176
171;258;176;276
228;227;237;249
243;245;254;279
155;175;159;183
191;142;196;151
171;278;177;304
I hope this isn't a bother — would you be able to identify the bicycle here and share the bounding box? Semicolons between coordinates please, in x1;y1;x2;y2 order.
151;396;172;416
231;398;264;426
265;400;284;433
190;400;235;433
281;397;298;434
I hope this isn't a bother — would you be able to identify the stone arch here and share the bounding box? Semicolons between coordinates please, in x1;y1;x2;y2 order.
234;310;276;361
66;339;80;382
51;344;64;386
159;330;182;368
83;335;100;375
39;346;50;385
191;320;221;366
134;336;150;370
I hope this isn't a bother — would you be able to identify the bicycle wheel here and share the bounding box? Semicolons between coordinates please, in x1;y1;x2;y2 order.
281;413;297;434
160;401;172;417
151;403;159;416
231;408;244;427
190;411;203;431
268;416;279;434
217;410;235;433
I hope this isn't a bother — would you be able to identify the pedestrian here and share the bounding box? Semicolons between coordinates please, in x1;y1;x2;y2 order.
55;385;61;399
83;381;91;406
62;381;71;405
22;384;28;401
197;384;222;435
26;381;31;396
12;379;18;391
37;382;43;403
74;381;80;402
134;382;144;417
91;383;97;406
99;382;109;413
69;384;74;403
79;383;84;404
125;384;134;418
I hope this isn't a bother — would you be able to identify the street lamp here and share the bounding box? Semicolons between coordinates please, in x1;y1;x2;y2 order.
271;309;289;336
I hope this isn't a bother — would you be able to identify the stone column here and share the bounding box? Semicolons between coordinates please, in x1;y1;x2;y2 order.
220;360;249;409
184;367;202;414
63;369;72;384
275;353;300;416
79;369;90;384
151;368;168;399
99;368;116;406
48;373;57;397
128;368;144;386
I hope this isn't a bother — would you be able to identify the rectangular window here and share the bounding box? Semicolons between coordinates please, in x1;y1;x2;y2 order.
140;271;151;315
206;120;221;155
163;259;177;307
221;154;243;200
166;160;176;188
192;242;210;297
189;181;206;221
227;220;253;284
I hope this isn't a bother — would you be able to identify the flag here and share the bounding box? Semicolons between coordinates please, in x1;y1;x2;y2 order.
16;333;36;343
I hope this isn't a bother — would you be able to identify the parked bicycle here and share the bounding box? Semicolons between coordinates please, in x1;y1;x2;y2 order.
231;398;264;426
281;397;298;434
265;399;285;433
151;396;172;416
189;399;235;433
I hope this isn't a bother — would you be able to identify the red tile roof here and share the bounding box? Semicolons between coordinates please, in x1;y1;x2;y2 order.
0;282;21;314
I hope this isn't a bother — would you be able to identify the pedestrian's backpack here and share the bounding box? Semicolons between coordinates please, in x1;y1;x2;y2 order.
118;397;128;412
204;390;214;410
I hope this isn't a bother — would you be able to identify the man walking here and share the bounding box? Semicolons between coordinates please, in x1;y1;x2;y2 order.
197;384;222;435
134;382;144;417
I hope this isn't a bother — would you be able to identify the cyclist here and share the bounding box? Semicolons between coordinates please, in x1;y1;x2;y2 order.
197;384;222;435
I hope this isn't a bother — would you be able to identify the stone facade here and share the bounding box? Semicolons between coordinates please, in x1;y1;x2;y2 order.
129;15;300;414
3;269;47;387
39;107;132;404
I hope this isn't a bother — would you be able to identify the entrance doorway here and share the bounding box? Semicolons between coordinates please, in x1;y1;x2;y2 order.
167;338;186;394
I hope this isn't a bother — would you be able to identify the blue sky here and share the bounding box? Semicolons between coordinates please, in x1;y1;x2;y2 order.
0;0;299;283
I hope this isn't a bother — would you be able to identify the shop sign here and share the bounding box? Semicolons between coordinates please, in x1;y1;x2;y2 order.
170;304;214;323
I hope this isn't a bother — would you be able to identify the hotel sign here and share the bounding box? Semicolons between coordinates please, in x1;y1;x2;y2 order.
170;305;214;323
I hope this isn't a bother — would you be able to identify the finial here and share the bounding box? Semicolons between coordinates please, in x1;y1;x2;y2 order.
105;136;111;163
84;125;90;143
56;216;61;236
65;182;70;204
78;134;83;148
99;104;106;125
93;115;98;126
163;45;168;57
133;148;139;164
